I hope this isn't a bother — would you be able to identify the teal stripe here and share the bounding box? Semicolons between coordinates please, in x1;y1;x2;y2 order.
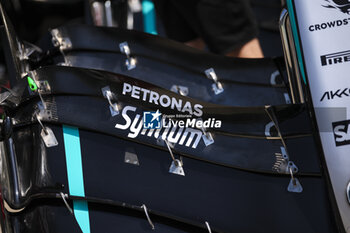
63;125;91;233
142;0;158;35
73;200;90;233
63;125;85;196
286;0;307;84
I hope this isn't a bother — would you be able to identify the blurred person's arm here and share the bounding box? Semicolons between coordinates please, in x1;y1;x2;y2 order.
185;37;264;58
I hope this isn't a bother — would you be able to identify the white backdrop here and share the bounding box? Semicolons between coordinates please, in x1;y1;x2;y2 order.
293;0;350;231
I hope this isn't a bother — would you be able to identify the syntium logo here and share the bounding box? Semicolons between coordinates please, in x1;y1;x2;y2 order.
333;119;350;146
320;88;350;101
320;50;350;66
323;0;350;15
115;106;203;148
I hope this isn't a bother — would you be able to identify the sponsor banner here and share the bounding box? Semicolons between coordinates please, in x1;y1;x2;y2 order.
114;105;222;149
320;88;350;101
115;105;204;148
308;18;350;32
293;0;350;230
113;83;222;149
333;119;350;146
122;83;203;117
320;50;350;66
